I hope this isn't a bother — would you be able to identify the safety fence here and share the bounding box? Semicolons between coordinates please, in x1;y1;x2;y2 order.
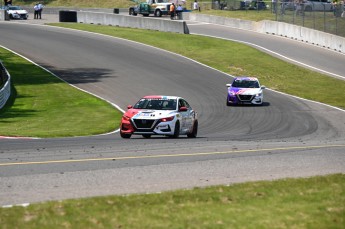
197;0;345;37
0;60;11;109
273;2;345;37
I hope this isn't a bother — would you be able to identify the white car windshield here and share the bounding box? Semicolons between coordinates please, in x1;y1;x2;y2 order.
8;6;23;10
133;99;177;110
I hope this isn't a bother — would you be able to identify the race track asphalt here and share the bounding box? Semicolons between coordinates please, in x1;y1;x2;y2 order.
0;14;344;205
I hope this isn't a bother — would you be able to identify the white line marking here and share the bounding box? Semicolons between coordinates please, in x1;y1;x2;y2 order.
2;203;30;208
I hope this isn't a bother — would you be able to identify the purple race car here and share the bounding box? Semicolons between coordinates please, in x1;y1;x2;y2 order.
226;77;266;106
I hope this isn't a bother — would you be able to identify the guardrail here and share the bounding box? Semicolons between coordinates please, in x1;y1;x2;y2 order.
204;0;345;37
18;7;190;34
75;11;189;34
184;12;345;53
0;60;11;109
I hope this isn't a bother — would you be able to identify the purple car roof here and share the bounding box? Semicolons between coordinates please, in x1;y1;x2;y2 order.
233;77;258;81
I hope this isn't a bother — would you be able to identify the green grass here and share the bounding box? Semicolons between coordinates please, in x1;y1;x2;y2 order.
50;23;345;110
0;48;122;137
193;9;277;21
0;174;344;228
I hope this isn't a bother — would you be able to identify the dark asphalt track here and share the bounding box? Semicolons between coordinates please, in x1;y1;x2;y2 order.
0;16;345;205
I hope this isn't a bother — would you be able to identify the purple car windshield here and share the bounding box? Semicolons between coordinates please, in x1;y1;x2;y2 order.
232;80;259;88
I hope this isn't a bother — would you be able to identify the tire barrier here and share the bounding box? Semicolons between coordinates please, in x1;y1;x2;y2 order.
59;10;77;22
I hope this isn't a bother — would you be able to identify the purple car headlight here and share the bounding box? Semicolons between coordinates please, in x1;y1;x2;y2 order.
229;91;236;96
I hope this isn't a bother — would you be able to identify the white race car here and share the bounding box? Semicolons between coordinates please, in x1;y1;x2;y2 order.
120;95;198;138
4;6;29;20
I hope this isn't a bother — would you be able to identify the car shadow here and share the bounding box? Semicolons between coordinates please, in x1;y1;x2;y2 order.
121;136;207;140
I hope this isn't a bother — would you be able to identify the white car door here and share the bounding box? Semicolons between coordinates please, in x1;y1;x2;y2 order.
178;99;194;133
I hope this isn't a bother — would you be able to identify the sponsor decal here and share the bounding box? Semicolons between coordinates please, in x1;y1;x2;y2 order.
237;89;251;95
141;113;151;117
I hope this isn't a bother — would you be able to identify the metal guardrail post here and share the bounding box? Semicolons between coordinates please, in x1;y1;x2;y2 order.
0;60;11;110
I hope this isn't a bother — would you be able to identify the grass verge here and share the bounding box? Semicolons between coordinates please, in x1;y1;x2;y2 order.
192;9;276;21
0;174;344;228
0;48;121;138
51;23;345;110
